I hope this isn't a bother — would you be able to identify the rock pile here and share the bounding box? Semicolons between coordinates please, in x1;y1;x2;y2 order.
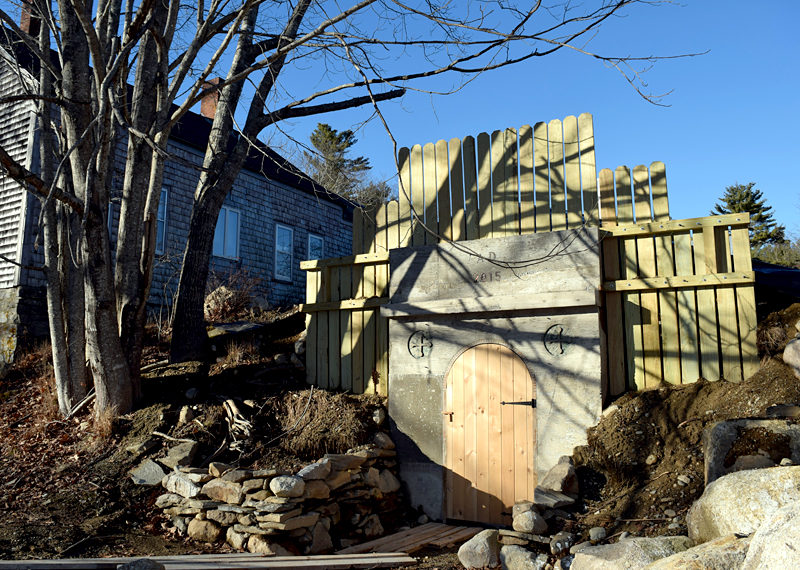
151;439;402;555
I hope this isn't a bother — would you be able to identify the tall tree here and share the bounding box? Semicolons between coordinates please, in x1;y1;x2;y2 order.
304;123;389;206
0;0;691;417
712;183;786;248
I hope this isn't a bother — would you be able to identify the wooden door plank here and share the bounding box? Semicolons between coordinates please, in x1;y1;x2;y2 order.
548;119;566;231
673;232;700;383
487;344;503;523
527;347;536;498
436;139;452;241
450;350;466;520
463;345;478;522
533;121;550;232
445;357;456;520
410;144;426;246
449;138;466;242
512;354;529;504
477;132;493;239
694;229;721;380
656;232;681;384
731;226;759;379
397;148;413;248
500;345;515;522
650;161;669;221
462;135;480;241
579;113;598;226
598;169;616;226
490;130;505;238
518;125;535;234
475;344;490;520
422;142;438;245
563;115;582;229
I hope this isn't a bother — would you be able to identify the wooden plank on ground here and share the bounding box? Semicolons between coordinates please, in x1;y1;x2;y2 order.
477;132;492;239
579;113;598;226
548;118;566;231
731;226;759;379
428;526;482;548
449;137;466;241
563;115;582;229
463;135;479;241
673;232;700;383
336;522;445;554
533;121;550;232
518;125;535;234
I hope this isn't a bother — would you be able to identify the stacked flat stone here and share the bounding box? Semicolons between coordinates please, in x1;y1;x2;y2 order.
155;438;401;555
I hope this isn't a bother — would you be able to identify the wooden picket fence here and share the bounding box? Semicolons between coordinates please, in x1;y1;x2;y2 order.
301;113;759;397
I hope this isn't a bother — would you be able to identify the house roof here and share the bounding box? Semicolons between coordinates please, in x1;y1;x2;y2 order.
0;28;355;220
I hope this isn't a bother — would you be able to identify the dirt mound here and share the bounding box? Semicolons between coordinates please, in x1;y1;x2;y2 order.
573;304;800;538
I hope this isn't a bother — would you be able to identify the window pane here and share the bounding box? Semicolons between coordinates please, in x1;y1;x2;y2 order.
308;235;323;260
224;209;239;257
275;225;293;280
156;220;165;253
213;211;225;256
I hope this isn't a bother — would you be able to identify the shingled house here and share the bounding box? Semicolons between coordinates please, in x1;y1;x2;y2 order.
0;37;353;356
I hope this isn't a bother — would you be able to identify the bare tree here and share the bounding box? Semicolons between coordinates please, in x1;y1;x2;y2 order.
0;0;686;416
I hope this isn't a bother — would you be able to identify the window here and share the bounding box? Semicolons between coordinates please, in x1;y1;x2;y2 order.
156;187;168;254
307;233;324;260
213;206;240;259
274;224;294;281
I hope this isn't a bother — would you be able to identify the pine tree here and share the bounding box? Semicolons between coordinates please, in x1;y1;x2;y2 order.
305;124;373;202
711;183;785;248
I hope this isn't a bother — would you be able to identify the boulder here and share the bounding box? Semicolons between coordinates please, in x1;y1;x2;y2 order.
512;510;548;535
162;472;201;499
570;536;693;570
297;459;331;481
247;535;291;556
310;522;333;554
159;441;198;470
644;534;751;569
206;510;238;526
225;527;248;551
742;502;800;568
269;475;306;498
130;460;166;486
686;466;800;543
302;479;330;500
539;461;579;496
458;529;501;569
499;545;549;570
187;519;222;543
220;469;251;483
323;453;366;470
784;337;800;380
373;432;395;449
533;487;574;510
202;479;244;505
209;462;233;477
588;527;607;542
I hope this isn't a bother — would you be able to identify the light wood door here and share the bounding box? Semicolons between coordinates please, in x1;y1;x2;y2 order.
444;344;536;525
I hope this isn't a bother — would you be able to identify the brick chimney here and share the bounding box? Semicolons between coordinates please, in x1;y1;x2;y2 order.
200;78;221;119
20;0;41;37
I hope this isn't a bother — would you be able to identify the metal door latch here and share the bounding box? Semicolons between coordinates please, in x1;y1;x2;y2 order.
500;399;536;408
442;411;454;421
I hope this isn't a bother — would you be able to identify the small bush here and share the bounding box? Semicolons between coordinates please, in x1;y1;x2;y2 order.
753;235;800;268
205;269;267;323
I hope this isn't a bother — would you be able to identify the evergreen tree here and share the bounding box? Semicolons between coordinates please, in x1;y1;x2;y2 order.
711;183;785;248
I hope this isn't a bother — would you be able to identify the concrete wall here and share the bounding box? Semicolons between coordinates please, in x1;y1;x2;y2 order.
384;230;603;520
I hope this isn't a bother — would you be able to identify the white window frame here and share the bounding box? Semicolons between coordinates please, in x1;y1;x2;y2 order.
307;233;324;260
274;223;294;282
156;187;168;255
213;205;240;260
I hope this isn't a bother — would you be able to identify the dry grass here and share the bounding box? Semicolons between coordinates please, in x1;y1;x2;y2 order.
91;405;118;440
223;340;258;366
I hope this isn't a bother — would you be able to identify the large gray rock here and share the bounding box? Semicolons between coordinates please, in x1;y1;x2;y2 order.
162;472;201;498
458;529;501;569
539;461;579;496
202;479;244;505
785;338;800;380
570;536;693;570
686;466;800;543
512;510;548;535
533;486;574;509
644;534;751;569
270;475;305;498
742;502;800;568
297;459;331;481
499;545;548;570
187;519;222;542
130;460;166;486
226;527;248;551
159;441;198;469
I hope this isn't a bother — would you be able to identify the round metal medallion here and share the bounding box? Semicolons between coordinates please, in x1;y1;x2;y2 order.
408;331;432;359
544;324;569;356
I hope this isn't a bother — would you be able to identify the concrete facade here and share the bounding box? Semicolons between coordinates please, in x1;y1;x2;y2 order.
382;229;603;521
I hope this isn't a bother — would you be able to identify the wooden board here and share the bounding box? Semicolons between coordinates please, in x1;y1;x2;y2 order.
694;229;721;380
563;115;582;229
518;125;534;234
462;135;479;241
533;121;550;232
436;139;452;241
444;344;535;525
449;137;466;241
731;226;759;379
336;521;479;555
410;144;425;246
673;232;700;382
397;147;413;248
477;132;492;239
423;142;438;245
548;119;565;231
579;113;598;226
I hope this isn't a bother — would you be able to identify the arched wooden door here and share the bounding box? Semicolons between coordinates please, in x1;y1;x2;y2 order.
443;343;536;525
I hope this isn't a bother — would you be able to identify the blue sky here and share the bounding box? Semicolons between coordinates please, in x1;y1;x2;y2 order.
278;1;799;234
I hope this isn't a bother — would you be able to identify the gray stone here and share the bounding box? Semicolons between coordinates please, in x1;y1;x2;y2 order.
539;462;579;496
730;454;775;472
302;479;330;500
202;479;244;505
206;510;239;526
458;529;501;569
363;467;381;488
294;338;306;355
247;535;291;556
686;466;800;543
297;459;331;481
784;337;800;380
260;512;320;531
220;469;251;483
162;472;201;498
555;554;573;570
269;475;305;498
209;462;233;477
645;534;751;569
588;527;607;542
310;522;333;554
512;501;536;517
646;454;658;465
155;493;184;509
178;406;195;425
372;408;386;426
550;531;576;555
533;487;575;510
290;353;305;369
378;469;401;493
226;527;249;551
742;502;800;568
498;530;550;546
766;403;800;418
570;536;693;570
242;478;266;493
255;508;302;523
187;519;222;542
130;460;166;486
781;457;794;465
512;510;548;534
159;441;198;470
323;453;366;470
233;524;271;536
499;545;548;570
360;514;384;538
171;516;188;536
125;438;159;456
248;490;273;501
676;475;691;486
373;431;395;449
570;542;591;554
324;469;352;490
116;559;166;570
